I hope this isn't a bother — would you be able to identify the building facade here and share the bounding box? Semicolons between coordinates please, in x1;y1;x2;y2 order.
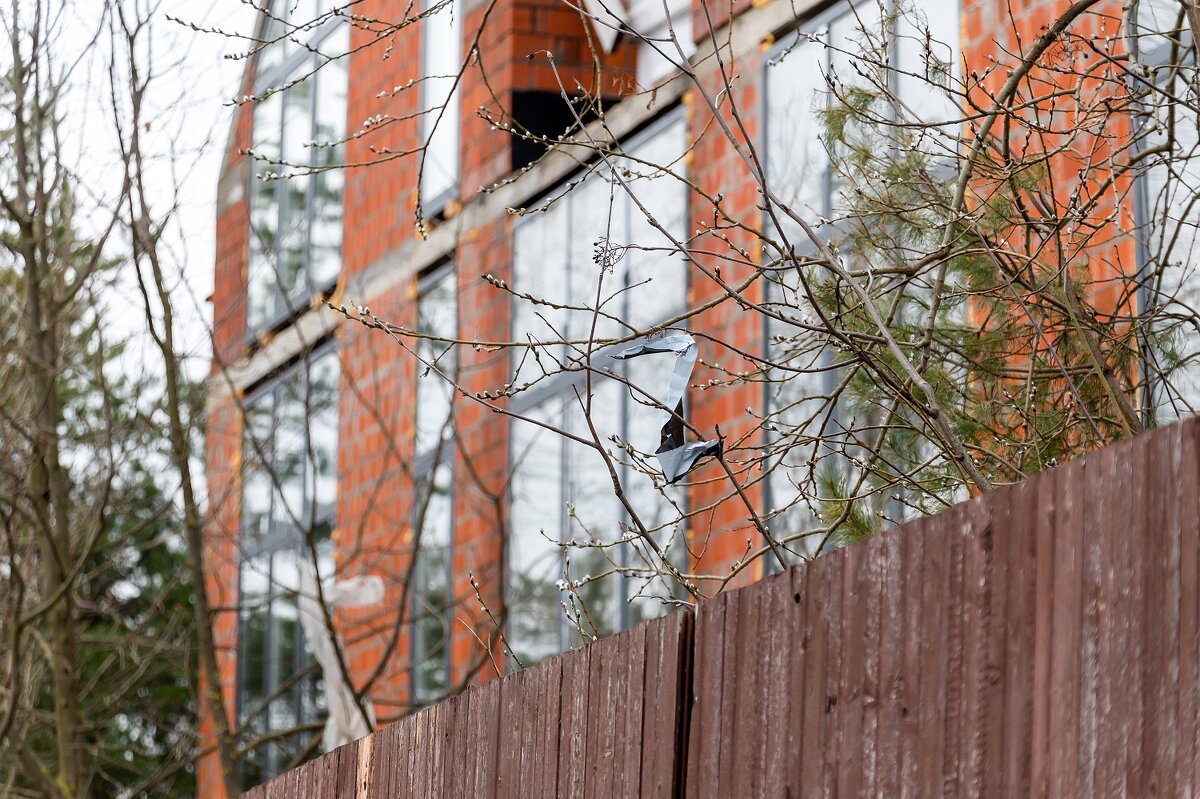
202;0;1195;792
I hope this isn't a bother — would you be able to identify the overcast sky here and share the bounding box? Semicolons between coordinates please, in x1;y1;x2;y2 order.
53;0;256;380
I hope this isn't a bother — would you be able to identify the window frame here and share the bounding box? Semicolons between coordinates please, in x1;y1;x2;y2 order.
245;6;349;340
409;262;458;702
235;340;339;787
1129;9;1198;421
758;0;961;557
504;109;691;664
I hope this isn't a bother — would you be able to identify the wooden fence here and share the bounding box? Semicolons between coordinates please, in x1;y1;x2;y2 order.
244;416;1200;798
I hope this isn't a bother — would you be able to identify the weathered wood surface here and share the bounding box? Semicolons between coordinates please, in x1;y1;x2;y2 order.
246;417;1200;798
245;608;690;798
686;417;1200;797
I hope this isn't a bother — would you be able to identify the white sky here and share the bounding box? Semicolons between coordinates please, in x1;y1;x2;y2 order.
52;0;256;382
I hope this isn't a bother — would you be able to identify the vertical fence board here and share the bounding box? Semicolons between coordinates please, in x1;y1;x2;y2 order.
784;563;812;795
1048;458;1085;797
1028;458;1058;795
639;610;686;799
1177;421;1200;795
524;657;563;799
836;540;867;799
684;591;724;799
756;569;795;799
1001;477;1036;796
557;643;591;799
1127;432;1149;795
861;532;885;797
494;668;523;799
714;589;741;799
914;514;948;799
957;494;996;798
896;518;926;799
1077;446;1107;796
820;548;846;798
1146;423;1181;796
729;574;762;799
871;525;903;798
613;624;647;799
1092;440;1121;796
942;503;969;798
583;633;616;797
796;545;829;796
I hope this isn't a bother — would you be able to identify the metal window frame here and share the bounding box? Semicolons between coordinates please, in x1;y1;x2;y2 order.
410;261;458;702
246;8;348;340
504;108;690;661
235;339;339;785
758;0;963;558
1128;12;1197;422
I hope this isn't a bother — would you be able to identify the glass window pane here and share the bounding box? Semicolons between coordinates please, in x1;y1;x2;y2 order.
278;78;314;305
617;117;689;329
420;0;461;207
1144;69;1200;419
239;556;271;716
238;351;337;788
894;0;960;126
412;462;452;700
828;3;883;216
415;269;458;455
512;198;571;386
243;390;277;547
568;173;626;343
508;400;566;665
563;380;623;642
249;90;284;331
273;375;308;534
250;18;347;335
310;53;347;287
307;351;339;517
764;29;831;240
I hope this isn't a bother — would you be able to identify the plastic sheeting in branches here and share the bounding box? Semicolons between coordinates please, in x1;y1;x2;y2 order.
610;332;720;483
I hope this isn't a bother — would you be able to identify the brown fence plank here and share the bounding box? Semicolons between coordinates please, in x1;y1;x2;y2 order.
876;519;911;799
1177;421;1200;795
796;547;829;796
640;610;687;799
757;569;797;799
1077;447;1104;796
1028;455;1058;795
684;590;725;799
822;547;847;798
1000;476;1036;796
836;539;867;799
902;513;926;791
583;632;616;797
557;640;591;799
728;573;762;799
1146;422;1181;796
526;657;563;799
861;532;885;797
1093;435;1128;796
613;623;647;799
1048;457;1085;797
958;492;1001;798
714;588;741;799
914;511;949;799
495;665;524;798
